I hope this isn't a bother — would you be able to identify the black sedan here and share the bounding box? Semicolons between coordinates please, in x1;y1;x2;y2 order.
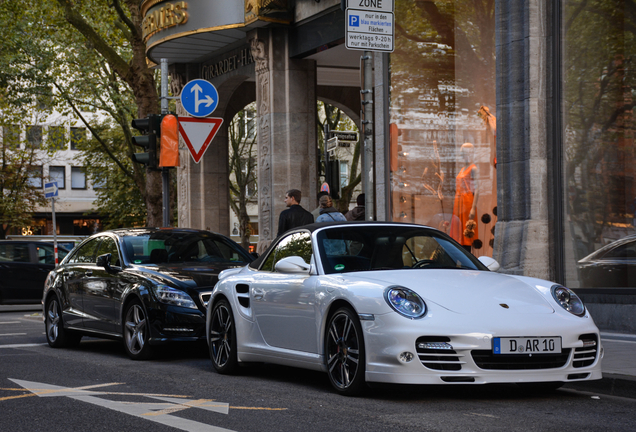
42;228;253;359
577;234;636;288
0;240;69;304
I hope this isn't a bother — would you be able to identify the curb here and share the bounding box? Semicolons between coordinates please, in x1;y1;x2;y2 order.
564;374;636;399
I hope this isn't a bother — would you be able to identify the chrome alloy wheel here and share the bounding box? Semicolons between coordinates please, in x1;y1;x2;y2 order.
46;298;61;343
326;309;364;394
209;302;233;369
124;303;147;356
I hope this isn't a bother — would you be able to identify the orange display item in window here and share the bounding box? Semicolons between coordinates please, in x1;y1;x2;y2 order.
450;163;478;246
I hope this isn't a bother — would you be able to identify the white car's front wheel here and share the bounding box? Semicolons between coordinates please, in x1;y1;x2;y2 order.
325;307;366;396
209;299;238;374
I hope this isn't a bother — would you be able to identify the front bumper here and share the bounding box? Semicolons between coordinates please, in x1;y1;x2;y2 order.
147;303;206;344
362;312;603;385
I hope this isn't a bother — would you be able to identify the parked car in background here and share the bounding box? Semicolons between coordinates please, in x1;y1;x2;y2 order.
577;234;636;288
42;228;254;359
0;241;69;304
207;222;602;395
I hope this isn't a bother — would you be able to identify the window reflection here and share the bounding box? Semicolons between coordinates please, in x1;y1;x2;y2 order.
563;1;635;288
390;0;497;258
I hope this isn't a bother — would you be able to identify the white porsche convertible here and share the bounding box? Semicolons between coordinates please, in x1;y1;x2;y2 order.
206;222;602;395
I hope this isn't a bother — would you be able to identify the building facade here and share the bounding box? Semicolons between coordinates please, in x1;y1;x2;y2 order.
142;0;635;331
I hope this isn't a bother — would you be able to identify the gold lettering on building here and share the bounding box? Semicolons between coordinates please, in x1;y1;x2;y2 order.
142;2;189;42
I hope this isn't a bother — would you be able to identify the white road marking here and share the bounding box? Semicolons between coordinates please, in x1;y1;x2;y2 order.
0;321;21;324
0;333;27;337
10;379;235;432
0;343;47;348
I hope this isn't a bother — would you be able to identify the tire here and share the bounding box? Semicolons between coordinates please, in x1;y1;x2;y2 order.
45;295;82;348
325;307;366;396
208;299;238;374
122;299;153;360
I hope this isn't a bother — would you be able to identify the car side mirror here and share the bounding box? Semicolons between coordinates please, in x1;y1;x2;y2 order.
96;253;121;273
274;256;311;274
478;256;501;272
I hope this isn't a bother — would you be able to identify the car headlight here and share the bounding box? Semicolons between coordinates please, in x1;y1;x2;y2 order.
384;286;427;319
152;285;198;309
551;285;585;317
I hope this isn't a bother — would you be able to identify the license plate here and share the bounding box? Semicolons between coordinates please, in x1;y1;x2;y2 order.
493;337;562;354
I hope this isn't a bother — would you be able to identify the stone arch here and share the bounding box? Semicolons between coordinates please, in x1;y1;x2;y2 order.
317;86;362;128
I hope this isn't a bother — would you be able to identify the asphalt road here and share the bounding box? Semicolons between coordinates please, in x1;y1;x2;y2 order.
1;306;635;432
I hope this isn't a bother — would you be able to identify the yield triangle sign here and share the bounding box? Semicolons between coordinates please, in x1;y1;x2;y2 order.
178;117;224;163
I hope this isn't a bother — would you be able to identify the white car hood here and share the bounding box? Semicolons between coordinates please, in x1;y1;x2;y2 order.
344;270;555;315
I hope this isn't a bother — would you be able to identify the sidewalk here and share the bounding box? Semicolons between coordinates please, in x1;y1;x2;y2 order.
564;332;636;398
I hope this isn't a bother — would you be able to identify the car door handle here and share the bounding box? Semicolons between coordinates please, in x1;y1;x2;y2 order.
86;270;93;276
252;288;264;300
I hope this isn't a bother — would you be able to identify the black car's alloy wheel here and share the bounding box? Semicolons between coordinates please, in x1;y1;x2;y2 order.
123;300;153;360
45;295;81;348
325;307;366;396
209;299;238;374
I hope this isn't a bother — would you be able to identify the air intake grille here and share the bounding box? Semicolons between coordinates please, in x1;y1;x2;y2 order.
416;336;462;371
471;350;571;370
573;334;598;368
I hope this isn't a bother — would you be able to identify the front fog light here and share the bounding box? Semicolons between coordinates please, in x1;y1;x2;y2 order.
399;352;415;363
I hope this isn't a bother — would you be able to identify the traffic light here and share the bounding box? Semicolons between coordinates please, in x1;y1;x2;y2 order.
131;115;160;169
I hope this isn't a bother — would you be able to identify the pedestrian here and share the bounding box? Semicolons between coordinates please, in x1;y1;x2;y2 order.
311;191;330;221
316;195;347;222
344;193;366;221
277;189;315;236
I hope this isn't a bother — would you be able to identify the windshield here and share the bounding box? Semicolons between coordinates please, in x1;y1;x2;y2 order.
121;232;252;265
316;226;487;275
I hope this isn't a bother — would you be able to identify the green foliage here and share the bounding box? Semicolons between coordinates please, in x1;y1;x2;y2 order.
73;119;146;228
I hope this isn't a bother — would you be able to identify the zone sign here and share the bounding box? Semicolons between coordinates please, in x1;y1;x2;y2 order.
348;0;393;13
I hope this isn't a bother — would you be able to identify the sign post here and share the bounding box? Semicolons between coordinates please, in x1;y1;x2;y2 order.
44;182;59;266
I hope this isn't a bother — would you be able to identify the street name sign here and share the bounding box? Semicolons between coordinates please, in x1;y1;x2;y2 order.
346;0;394;52
330;130;359;142
178;117;223;163
180;79;219;118
44;182;59;199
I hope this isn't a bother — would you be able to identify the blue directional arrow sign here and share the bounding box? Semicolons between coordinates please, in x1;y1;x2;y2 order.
44;181;59;199
180;79;219;118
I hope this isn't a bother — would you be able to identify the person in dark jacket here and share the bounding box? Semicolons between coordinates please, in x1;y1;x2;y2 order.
316;195;347;222
277;189;314;236
345;193;365;221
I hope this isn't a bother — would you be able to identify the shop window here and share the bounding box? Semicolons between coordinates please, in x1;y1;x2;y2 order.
2;125;21;148
390;0;497;259
71;167;86;189
71;127;86;150
26;126;42;148
49;166;65;189
563;2;636;288
48;126;66;150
